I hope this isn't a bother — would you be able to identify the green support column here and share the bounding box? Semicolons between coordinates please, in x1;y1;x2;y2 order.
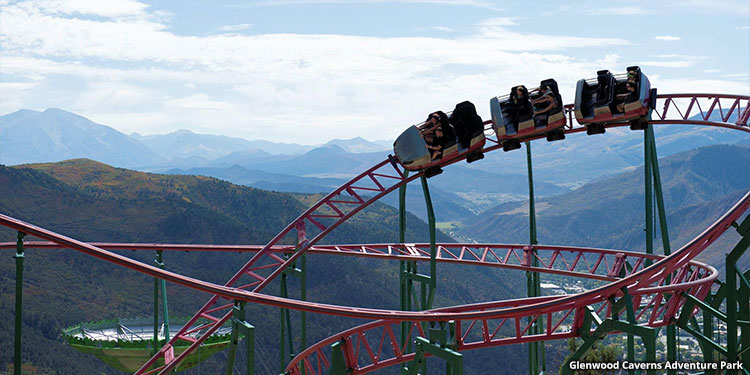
226;301;255;375
279;272;295;369
675;216;750;375
727;251;739;369
14;231;26;375
646;126;677;373
278;240;307;373
739;265;749;368
398;173;438;375
644;128;653;265
404;321;462;375
703;308;715;375
399;171;409;349
420;175;437;308
153;263;160;357
328;341;350;375
155;250;170;342
525;141;542;375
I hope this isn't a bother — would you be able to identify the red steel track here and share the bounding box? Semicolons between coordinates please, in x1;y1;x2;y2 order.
0;93;748;374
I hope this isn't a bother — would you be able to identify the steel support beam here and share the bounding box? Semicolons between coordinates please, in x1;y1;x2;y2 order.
525;141;543;375
155;250;170;342
398;174;438;374
14;231;25;375
279;252;306;373
646;126;677;373
676;215;750;375
328;341;351;375
404;322;462;375
420;175;437;309
226;301;254;375
399;170;409;349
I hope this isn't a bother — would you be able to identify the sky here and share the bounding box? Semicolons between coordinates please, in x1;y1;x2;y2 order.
1;0;749;145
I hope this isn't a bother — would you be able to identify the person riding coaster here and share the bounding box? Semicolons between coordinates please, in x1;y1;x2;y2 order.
490;78;566;151
574;65;655;133
393;102;485;176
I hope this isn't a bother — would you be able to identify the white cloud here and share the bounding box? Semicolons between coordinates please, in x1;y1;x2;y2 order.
3;1;725;144
656;54;701;59
218;24;252;32
737;26;750;30
479;17;519;27
73;82;166;110
587;6;653;15
722;72;750;79
641;54;706;69
243;0;502;10
431;26;454;32
32;0;150;18
0;81;40;91
702;69;722;73
677;0;749;14
641;61;697;68
165;94;233;111
654;35;680;41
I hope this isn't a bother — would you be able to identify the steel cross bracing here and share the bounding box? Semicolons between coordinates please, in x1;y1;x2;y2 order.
131;158;425;374
285;258;715;375
285;194;750;374
1;191;746;373
0;242;674;282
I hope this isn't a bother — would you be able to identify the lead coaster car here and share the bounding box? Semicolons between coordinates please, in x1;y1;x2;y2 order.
393;101;486;177
490;78;566;152
574;65;656;134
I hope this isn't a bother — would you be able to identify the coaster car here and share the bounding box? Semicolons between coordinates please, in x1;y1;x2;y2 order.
490;79;566;151
574;66;654;133
393;101;485;175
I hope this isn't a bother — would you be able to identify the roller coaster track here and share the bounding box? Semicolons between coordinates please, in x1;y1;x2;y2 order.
1;93;748;374
0;239;730;372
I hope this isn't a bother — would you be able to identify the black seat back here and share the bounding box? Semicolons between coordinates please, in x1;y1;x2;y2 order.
595;70;614;106
437;111;457;148
449;101;483;149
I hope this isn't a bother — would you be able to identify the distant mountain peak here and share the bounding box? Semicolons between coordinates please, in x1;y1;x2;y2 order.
322;136;390;153
6;109;40;116
173;128;197;135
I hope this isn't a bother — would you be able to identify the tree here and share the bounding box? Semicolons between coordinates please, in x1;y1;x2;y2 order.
563;337;622;375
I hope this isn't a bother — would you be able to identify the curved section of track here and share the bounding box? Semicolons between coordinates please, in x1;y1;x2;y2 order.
0;242;667;282
0;192;744;373
1;92;747;374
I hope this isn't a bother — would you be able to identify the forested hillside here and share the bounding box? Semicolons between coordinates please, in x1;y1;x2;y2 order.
0;160;528;374
460;144;750;270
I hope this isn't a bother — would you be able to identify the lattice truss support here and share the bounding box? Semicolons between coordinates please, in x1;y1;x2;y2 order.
675;214;750;375
134;158;421;375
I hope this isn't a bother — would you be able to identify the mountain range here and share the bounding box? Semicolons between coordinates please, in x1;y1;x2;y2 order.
1;107;748;224
1;141;747;374
0;159;532;375
457;143;750;272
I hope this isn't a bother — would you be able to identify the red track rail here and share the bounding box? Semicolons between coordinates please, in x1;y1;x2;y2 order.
150;93;747;374
1;92;747;374
0;242;666;281
0;192;744;373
